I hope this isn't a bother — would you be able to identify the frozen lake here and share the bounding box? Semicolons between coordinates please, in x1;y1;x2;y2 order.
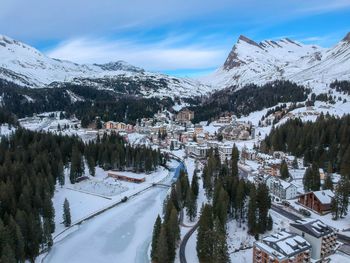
43;163;182;263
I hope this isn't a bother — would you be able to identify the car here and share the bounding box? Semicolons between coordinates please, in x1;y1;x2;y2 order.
299;208;311;217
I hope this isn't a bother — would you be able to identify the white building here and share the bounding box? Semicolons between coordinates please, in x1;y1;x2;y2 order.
265;176;298;200
289;219;337;260
218;144;233;162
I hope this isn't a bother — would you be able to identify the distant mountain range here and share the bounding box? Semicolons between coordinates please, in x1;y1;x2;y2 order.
0;35;209;98
202;32;350;90
1;33;350;98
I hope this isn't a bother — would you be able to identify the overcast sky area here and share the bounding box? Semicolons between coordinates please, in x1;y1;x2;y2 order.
1;0;350;76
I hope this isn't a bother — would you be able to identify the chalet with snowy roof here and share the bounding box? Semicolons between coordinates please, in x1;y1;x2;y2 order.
298;190;334;215
253;231;311;263
290;219;337;260
265;176;298;200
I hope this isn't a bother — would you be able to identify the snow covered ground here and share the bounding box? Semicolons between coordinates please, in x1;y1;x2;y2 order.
19;114;97;142
39;160;179;263
288;199;350;233
0;123;16;137
44;185;171;263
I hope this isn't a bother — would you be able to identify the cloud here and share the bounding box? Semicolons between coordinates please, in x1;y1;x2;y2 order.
46;36;227;71
297;0;350;14
2;0;348;42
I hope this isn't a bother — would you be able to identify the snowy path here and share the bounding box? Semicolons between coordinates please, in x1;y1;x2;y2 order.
44;185;169;263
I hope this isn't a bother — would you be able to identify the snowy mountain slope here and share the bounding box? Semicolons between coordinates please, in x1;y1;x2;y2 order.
202;33;350;89
0;35;210;98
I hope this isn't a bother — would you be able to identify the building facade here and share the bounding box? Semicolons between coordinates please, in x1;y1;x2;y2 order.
290;219;337;260
253;231;311;263
298;190;334;214
265;176;298;200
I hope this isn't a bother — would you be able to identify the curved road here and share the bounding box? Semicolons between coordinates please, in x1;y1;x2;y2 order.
179;222;199;263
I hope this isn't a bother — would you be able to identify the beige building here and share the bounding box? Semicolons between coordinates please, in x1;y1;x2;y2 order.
176;108;194;123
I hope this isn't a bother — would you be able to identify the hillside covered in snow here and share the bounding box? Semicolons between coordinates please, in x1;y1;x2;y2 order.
0;35;210;98
202;33;350;90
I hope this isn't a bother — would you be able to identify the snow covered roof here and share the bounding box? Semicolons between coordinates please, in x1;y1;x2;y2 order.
290;219;334;238
255;231;311;260
107;171;146;180
313;190;334;204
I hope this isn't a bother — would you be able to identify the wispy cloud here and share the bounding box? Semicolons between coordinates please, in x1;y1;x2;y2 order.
297;0;350;14
47;36;227;71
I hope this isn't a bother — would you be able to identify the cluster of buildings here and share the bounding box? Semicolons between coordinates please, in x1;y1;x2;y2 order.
102;108;254;158
253;219;337;262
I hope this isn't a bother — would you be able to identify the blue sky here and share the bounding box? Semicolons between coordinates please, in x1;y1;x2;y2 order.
1;0;350;76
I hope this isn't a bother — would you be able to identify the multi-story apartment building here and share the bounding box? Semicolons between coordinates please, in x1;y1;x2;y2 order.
253;231;311;263
289;219;337;260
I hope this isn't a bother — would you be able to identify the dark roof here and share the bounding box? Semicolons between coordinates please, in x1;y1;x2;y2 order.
290;219;333;238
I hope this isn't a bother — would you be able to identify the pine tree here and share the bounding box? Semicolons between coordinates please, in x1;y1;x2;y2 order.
70;145;84;183
197;204;214;262
267;214;273;231
43;217;53;248
323;174;333;190
235;179;246;225
166;207;180;262
340;146;350;177
231;145;239;177
151;215;162;262
335;176;350;218
248;185;257;235
185;188;197;222
1;244;16;263
303;167;313;192
331;196;340;220
280;160;289;179
292;158;298;169
63;198;71;227
213;187;229;227
58;159;65;187
212;218;229;263
311;163;321;191
191;170;199;197
256;183;271;234
87;156;95;176
155;225;169;263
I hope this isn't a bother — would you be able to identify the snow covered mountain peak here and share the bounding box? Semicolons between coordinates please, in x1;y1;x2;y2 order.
0;34;212;98
94;61;145;73
342;32;350;43
203;33;350;90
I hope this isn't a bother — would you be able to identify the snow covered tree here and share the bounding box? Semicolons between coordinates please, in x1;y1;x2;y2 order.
63;198;71;227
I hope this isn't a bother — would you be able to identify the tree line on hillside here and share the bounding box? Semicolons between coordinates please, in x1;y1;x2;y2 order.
188;80;310;123
330;80;350;96
80;132;165;182
0;108;18;126
0;129;80;262
0;129;164;262
261;113;350;175
0;80;173;126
